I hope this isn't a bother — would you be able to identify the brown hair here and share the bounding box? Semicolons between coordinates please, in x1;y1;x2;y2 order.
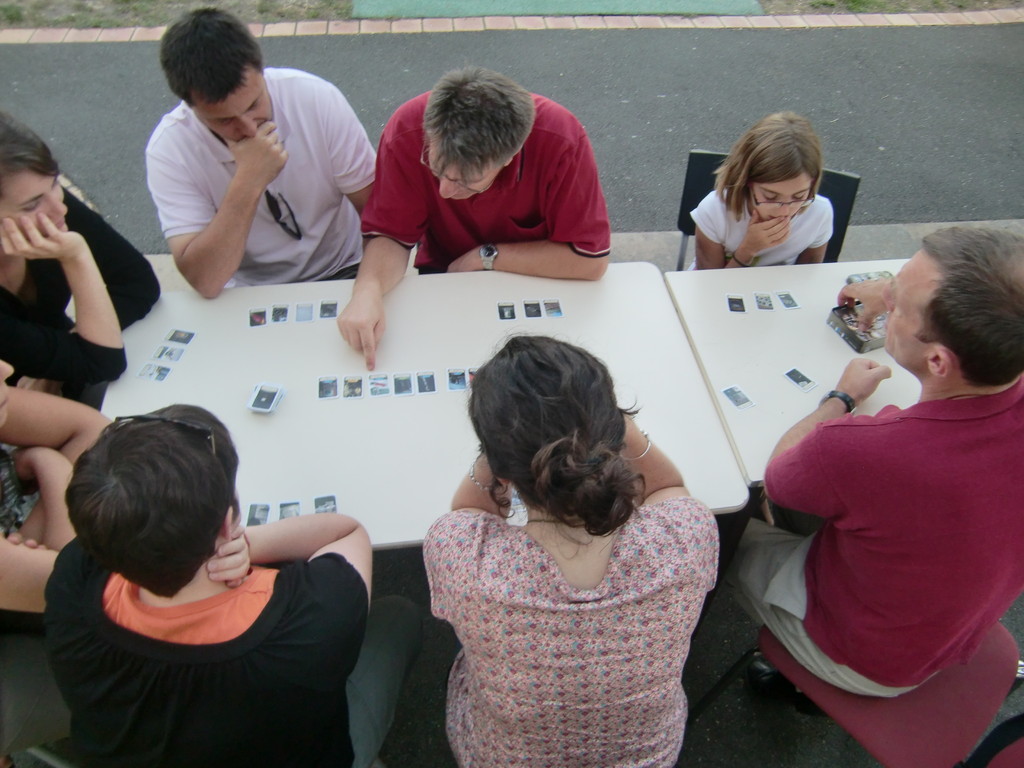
0;111;59;200
67;405;239;597
919;227;1024;386
424;66;535;180
714;112;823;220
468;336;643;537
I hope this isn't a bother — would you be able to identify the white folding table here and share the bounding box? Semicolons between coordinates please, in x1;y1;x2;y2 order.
104;262;748;546
664;259;919;485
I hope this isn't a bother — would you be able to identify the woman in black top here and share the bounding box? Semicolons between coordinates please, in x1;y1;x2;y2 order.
0;111;159;400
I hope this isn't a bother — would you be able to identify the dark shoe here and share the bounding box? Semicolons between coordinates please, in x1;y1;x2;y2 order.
746;656;798;699
747;656;827;717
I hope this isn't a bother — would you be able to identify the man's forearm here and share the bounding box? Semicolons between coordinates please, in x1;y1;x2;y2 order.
492;241;608;280
354;236;412;298
174;177;264;298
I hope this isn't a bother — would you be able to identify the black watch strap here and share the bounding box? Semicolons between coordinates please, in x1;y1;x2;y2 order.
820;390;856;414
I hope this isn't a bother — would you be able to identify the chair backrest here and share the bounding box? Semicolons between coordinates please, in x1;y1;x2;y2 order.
759;623;1019;768
674;150;861;269
818;167;861;263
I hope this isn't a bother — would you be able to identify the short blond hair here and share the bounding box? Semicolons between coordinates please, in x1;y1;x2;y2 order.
715;112;823;221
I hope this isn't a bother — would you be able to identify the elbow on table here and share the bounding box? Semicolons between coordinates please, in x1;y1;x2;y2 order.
579;254;610;281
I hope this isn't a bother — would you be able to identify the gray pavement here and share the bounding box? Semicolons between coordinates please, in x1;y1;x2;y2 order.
1;25;1023;253
5;22;1024;768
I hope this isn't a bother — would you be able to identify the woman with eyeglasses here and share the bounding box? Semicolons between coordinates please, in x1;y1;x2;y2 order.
0;111;159;401
424;336;719;767
692;112;833;269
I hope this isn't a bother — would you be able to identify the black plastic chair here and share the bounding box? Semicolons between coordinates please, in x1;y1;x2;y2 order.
674;150;861;270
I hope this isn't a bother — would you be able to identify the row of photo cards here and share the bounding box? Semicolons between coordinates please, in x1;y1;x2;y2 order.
246;495;338;526
498;299;563;320
249;300;339;327
725;291;801;313
317;368;479;399
137;329;197;382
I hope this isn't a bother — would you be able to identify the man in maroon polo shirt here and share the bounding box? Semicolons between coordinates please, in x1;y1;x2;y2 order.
338;66;611;369
729;227;1024;699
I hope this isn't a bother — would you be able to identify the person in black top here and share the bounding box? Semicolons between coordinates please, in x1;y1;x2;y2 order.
0;111;159;400
45;405;421;768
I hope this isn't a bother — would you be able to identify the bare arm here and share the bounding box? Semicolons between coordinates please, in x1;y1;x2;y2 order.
1;213;122;349
451;455;506;515
171;122;288;299
447;240;608;280
1;387;109;462
795;243;827;265
244;513;372;597
769;358;892;462
337;236;412;370
623;418;690;504
694;227;728;270
345;183;373;216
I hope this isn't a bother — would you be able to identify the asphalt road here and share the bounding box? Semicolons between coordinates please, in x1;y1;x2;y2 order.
1;25;1022;254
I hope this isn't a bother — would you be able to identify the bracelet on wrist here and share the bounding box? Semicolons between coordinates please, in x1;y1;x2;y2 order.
725;251;758;268
819;390;856;414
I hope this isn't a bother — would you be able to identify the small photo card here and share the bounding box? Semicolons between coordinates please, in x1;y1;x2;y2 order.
314;495;338;514
775;291;801;310
784;368;817;393
727;295;746;313
319;300;338;319
498;302;516;320
152;345;184;362
524;300;542;318
342;376;364;399
722;385;755;410
318;376;339;399
543;299;563;318
247;503;270;526
447;368;468;391
754;292;775;311
369;373;391;397
137;363;171;382
416;371;437;394
271;304;289;323
166;329;196;344
249;308;268;327
296;302;314;323
279;501;301;519
393;373;414;396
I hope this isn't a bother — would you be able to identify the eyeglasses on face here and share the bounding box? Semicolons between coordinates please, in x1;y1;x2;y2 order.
750;184;815;210
112;414;216;454
419;143;491;194
265;190;302;240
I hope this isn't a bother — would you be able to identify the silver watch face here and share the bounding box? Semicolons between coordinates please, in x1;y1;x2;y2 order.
480;245;498;269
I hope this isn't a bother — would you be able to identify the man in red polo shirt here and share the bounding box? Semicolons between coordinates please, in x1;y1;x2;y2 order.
338;66;611;369
729;228;1024;700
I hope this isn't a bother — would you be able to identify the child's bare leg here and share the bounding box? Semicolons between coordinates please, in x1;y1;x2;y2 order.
13;447;74;550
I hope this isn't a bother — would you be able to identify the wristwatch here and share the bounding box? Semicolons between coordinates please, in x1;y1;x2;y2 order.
820;390;856;414
479;244;498;271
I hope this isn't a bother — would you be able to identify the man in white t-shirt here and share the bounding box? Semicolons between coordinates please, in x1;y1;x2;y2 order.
146;9;375;298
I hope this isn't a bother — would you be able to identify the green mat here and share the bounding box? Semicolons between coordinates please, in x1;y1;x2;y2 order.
353;0;764;19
